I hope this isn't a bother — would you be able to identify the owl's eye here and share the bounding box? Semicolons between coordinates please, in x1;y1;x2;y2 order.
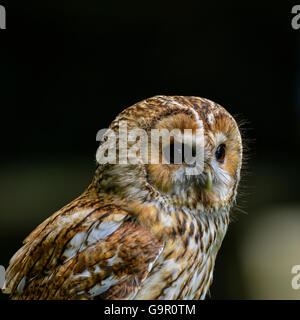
215;144;226;163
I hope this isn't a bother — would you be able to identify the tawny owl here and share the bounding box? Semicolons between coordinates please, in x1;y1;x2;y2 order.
3;95;242;300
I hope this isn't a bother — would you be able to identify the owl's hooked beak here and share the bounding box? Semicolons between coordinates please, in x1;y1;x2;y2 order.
205;168;212;194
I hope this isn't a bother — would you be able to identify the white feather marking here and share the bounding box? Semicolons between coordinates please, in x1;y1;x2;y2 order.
77;290;85;295
215;132;227;145
74;269;90;278
63;231;87;262
88;284;109;296
88;276;123;297
210;159;232;201
207;112;215;125
63;219;124;262
60;209;94;225
94;265;100;273
190;108;204;132
87;220;123;246
16;276;26;295
148;246;164;273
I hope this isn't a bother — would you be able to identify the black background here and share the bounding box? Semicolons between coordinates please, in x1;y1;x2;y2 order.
0;1;299;160
0;0;299;300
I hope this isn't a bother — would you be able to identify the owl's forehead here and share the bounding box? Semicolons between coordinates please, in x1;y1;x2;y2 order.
150;96;234;132
113;95;236;135
186;97;226;127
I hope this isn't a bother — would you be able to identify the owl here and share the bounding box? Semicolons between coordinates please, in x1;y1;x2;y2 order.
3;95;242;300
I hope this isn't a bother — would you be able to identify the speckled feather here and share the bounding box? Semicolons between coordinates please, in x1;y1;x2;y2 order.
3;96;242;300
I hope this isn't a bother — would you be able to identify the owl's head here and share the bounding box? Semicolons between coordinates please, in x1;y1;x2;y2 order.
95;96;242;213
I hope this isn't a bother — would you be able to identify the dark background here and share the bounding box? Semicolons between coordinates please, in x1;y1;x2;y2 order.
0;0;299;299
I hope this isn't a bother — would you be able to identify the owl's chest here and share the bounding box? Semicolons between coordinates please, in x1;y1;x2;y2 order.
135;212;228;300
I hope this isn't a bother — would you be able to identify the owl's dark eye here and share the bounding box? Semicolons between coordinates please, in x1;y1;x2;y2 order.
215;144;226;163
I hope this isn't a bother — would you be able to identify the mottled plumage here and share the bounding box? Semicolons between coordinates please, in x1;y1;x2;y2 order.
3;95;242;299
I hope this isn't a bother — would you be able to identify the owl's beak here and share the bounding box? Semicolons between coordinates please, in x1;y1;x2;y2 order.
205;168;212;194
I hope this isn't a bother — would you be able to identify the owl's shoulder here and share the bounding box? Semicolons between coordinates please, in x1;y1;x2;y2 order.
4;189;164;299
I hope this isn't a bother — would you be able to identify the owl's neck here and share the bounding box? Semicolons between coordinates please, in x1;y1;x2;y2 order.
90;164;231;248
123;195;230;245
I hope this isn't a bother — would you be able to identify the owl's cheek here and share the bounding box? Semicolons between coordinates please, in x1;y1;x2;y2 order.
221;152;241;185
146;164;180;193
208;168;237;206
